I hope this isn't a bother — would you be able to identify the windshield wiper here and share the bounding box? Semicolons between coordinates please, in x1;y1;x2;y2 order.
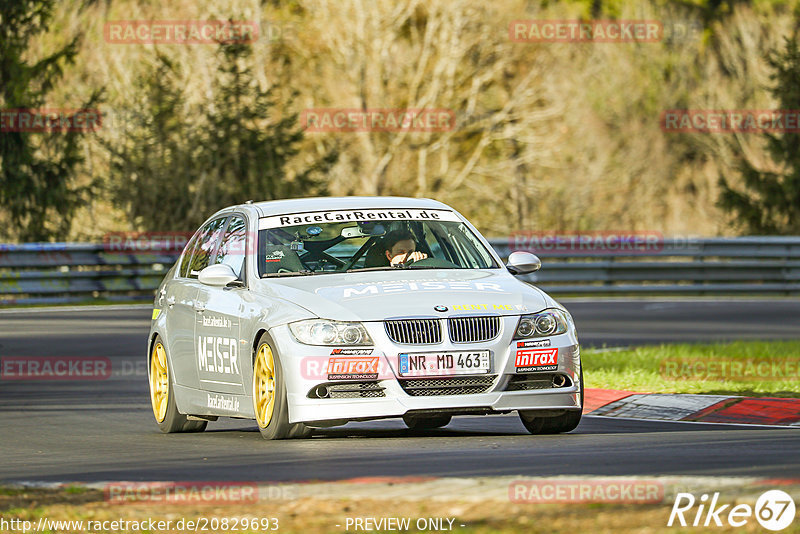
345;266;400;273
263;269;320;278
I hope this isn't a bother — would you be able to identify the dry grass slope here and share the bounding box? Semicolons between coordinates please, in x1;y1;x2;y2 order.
23;0;800;240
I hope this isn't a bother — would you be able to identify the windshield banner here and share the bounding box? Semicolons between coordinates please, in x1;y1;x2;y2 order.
258;209;461;229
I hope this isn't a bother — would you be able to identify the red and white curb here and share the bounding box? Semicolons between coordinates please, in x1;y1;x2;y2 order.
584;388;800;427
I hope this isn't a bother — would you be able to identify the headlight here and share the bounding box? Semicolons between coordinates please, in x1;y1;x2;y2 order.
289;319;373;346
514;309;568;338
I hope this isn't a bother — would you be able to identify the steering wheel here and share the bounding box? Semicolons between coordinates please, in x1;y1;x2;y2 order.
400;254;418;266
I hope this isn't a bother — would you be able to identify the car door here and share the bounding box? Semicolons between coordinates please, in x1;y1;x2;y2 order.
193;215;247;395
164;225;204;389
166;217;228;390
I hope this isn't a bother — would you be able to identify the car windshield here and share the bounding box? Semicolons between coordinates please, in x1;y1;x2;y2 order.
257;208;499;277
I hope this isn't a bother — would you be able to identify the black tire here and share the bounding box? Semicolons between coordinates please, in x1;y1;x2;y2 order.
519;370;583;435
149;335;207;434
253;333;312;440
403;414;452;430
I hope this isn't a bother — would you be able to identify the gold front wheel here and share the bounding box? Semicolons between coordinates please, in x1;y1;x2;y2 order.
150;342;169;423
254;343;276;428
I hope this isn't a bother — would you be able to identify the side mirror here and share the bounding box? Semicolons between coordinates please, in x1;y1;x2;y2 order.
506;251;541;275
198;264;241;287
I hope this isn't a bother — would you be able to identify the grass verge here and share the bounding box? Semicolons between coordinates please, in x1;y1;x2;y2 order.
583;340;800;397
2;484;797;534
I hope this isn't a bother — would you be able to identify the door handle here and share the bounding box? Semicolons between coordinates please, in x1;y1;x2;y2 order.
166;296;175;307
192;302;206;313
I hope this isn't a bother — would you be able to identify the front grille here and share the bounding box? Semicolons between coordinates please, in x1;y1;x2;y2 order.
399;375;496;396
385;318;442;345
448;316;501;343
505;373;572;391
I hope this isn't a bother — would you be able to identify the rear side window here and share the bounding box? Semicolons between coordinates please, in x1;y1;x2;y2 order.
182;217;227;278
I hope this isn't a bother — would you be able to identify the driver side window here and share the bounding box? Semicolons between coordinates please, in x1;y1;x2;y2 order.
184;217;227;279
214;216;247;279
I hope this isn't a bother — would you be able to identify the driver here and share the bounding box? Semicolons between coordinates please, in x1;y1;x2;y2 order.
381;229;428;266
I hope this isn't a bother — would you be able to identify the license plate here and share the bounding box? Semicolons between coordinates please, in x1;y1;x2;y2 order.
398;351;491;377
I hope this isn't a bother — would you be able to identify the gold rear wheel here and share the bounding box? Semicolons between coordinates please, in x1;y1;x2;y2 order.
150;341;169;423
254;343;276;428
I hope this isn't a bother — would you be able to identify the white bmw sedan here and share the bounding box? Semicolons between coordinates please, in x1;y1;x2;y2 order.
148;197;582;439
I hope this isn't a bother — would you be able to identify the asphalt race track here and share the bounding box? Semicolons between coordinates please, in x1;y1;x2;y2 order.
1;299;799;483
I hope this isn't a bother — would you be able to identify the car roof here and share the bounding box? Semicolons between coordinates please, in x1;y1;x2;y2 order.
243;196;453;217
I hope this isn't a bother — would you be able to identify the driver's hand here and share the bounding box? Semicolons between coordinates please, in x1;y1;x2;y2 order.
390;251;428;266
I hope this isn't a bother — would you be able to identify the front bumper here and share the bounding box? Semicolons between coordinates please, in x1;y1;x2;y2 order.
270;317;582;425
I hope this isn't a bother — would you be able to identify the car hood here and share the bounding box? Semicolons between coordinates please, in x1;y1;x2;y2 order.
251;269;553;322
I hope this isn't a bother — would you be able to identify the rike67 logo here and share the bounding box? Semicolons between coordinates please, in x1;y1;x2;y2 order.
668;490;796;531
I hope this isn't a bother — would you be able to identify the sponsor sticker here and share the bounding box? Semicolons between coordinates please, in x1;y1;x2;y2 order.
516;339;551;348
331;281;506;300
201;315;232;328
197;336;240;375
259;209;461;229
264;249;285;262
207;393;240;412
327;357;380;380
515;348;558;372
331;348;374;356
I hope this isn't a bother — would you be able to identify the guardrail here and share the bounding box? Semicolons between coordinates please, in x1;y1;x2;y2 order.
495;236;800;294
0;237;798;305
0;243;176;305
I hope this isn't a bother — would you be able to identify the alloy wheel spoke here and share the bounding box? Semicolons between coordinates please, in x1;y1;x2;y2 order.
151;343;169;422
